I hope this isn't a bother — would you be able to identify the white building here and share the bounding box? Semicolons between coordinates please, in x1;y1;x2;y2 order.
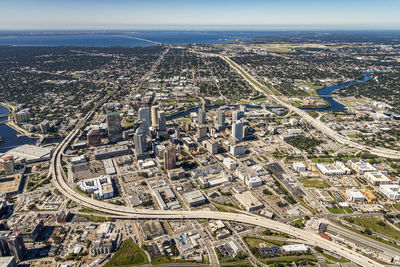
223;157;237;170
365;172;392;186
246;176;263;188
317;161;351;176
103;158;116;175
293;162;307;172
281;244;309;254
379;184;400;200
235;166;262;187
77;175;114;199
234;190;264;211
70;155;87;165
344;188;366;202
348;160;376;174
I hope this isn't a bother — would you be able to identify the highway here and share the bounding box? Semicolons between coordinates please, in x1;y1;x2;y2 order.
47;50;384;267
220;55;400;159
49;121;382;267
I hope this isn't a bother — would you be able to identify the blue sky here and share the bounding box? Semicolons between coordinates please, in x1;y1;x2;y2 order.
1;0;400;30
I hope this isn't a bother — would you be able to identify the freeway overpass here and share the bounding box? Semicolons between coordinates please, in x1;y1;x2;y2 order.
49;127;382;267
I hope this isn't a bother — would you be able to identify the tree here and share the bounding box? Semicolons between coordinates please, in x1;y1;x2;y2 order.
315;246;323;253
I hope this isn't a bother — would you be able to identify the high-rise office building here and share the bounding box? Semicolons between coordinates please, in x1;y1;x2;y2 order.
151;106;159;128
232;111;239;122
243;125;249;139
197;125;208;139
107;112;122;143
158;111;167;132
0;232;26;262
217;109;225;128
164;144;176;170
198;108;206;124
232;120;243;141
39;120;51;134
134;127;148;159
139;107;150;134
87;129;102;147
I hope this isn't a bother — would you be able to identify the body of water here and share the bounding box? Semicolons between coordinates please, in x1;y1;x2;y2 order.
0;31;263;47
301;73;372;112
0;105;37;154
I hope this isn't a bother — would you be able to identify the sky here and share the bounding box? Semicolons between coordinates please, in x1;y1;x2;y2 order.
1;0;400;30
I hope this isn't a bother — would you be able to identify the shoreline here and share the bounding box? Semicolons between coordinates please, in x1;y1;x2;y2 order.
0;102;42;139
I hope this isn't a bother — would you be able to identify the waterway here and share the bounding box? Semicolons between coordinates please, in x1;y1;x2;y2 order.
0;105;37;153
301;73;372;112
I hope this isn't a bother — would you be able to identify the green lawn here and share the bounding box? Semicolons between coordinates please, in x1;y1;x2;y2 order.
394;203;400;211
298;178;329;188
345;216;400;241
261;256;317;265
77;214;113;222
311;157;334;163
104;239;148;267
321;253;349;263
213;100;226;105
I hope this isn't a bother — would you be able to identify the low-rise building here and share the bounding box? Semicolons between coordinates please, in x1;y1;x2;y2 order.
234;190;264;211
293;162;306;172
379;184;400;200
317;161;351;176
77;175;114;199
93;145;131;160
365;172;392;186
341;188;366;202
168;168;185;179
348;160;377;174
223;157;237;170
281;244;309;254
70;155;87;165
183;190;206;207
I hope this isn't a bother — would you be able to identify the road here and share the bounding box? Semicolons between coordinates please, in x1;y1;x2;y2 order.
50;128;382;267
48;50;383;267
219;55;400;159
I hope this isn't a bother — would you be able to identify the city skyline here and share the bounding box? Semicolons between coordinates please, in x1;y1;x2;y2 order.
1;0;400;30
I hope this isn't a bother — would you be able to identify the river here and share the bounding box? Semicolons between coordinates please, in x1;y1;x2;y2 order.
301;73;372;112
0;105;37;153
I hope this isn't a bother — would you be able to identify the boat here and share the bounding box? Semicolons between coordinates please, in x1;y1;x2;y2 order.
0;136;3;142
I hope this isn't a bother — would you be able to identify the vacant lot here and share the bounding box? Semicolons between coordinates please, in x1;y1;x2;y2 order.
298;178;329;188
345;216;400;241
104;238;148;267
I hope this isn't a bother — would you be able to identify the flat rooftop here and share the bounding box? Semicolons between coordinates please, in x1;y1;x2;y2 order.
0;174;22;196
5;144;52;162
